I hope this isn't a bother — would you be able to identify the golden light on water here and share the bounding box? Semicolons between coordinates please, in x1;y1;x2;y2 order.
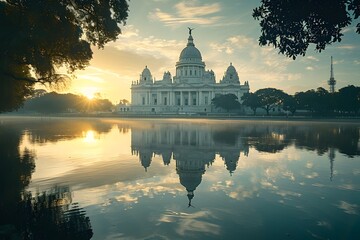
83;130;97;143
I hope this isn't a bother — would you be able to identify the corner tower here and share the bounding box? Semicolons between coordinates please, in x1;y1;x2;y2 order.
221;63;240;84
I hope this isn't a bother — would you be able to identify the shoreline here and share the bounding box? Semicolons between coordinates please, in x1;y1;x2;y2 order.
1;112;360;123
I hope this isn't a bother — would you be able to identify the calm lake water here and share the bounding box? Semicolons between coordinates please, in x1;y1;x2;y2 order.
0;116;359;240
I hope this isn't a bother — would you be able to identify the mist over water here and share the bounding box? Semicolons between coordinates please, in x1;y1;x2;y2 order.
1;117;359;239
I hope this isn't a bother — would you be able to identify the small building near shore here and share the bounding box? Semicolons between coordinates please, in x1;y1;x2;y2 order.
129;30;250;114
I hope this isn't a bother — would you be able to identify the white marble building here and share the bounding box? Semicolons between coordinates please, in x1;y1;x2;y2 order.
130;30;250;114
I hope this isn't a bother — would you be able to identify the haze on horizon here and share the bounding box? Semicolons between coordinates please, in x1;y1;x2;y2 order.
53;0;360;104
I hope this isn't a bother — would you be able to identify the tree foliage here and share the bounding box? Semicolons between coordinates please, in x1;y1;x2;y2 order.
23;92;114;113
255;88;287;115
211;94;241;112
0;0;129;112
253;0;360;59
243;86;360;116
241;92;261;115
295;87;332;114
282;94;298;115
336;85;360;113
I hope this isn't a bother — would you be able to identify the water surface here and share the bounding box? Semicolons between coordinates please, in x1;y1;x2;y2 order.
0;117;359;239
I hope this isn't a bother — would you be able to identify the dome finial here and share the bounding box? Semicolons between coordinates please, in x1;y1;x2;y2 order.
188;27;194;35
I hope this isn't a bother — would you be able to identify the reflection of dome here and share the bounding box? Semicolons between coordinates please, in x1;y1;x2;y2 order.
179;35;202;61
176;157;206;206
220;151;240;175
162;151;172;165
178;171;203;192
139;150;153;171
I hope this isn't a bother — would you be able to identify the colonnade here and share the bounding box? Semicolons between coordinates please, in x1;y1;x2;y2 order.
134;90;216;106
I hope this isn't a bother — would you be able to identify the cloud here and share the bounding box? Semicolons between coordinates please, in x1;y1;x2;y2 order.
336;45;356;50
112;35;183;62
306;56;319;61
336;201;359;215
306;66;314;71
333;59;344;65
119;25;139;38
149;1;222;27
77;74;105;83
176;1;221;18
206;34;301;93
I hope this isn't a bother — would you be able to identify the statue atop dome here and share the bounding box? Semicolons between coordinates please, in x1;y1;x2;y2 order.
188;27;194;35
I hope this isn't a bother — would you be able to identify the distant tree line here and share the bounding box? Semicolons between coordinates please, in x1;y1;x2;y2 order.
20;91;114;113
211;85;360;116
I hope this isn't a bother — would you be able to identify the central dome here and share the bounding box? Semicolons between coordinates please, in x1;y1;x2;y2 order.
179;35;202;61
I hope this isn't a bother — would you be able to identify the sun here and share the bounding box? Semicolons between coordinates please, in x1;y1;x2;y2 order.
81;87;98;100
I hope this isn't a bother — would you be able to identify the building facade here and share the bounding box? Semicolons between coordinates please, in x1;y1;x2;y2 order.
130;31;250;114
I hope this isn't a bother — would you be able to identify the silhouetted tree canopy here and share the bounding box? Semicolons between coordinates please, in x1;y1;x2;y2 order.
0;0;129;112
282;94;298;115
253;0;360;59
295;87;332;114
335;85;360;113
241;92;261;115
23;91;114;113
255;88;287;115
211;93;241;112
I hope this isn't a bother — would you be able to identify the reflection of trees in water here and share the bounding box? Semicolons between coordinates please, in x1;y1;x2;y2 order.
211;123;359;156
212;129;240;146
19;187;93;240
289;125;360;157
0;124;35;222
1;117;113;144
25;118;113;144
213;125;291;153
0;122;93;239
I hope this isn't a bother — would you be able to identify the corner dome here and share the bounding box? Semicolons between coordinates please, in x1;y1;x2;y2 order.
221;63;240;84
226;63;237;74
179;35;202;61
141;66;151;76
139;65;153;84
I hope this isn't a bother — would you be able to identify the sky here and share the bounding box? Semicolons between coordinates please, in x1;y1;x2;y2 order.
61;0;360;103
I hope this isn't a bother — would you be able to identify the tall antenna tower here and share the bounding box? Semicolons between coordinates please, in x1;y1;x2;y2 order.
328;56;336;93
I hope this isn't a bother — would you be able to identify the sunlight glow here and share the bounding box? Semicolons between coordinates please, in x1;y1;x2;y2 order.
81;87;98;100
83;130;97;143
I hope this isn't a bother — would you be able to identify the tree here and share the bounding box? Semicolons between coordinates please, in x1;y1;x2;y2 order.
336;85;360;114
255;88;286;115
253;0;360;59
0;0;129;112
282;94;298;115
241;92;261;115
23;92;114;113
119;99;130;105
211;94;241;112
296;87;332;115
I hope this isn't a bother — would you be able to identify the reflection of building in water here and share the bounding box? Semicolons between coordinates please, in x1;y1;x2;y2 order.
131;123;249;204
174;146;215;207
219;151;240;175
